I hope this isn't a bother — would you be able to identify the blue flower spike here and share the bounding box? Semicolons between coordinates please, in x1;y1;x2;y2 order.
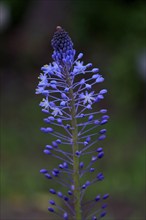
36;26;109;220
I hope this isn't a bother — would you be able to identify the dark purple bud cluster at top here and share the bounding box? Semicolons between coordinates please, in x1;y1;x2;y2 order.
51;26;75;68
36;26;109;220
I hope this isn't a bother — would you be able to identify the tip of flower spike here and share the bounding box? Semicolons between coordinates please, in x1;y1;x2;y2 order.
56;26;63;31
51;26;75;66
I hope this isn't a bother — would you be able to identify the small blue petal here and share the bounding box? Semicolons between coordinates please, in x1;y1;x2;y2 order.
98;151;104;158
80;162;84;168
46;145;53;150
96;76;104;83
40;169;47;174
51;84;57;89
95;195;100;201
92;68;99;73
63;162;68;168
56;139;62;144
68;190;72;195
80;113;85;117
52;171;58;177
49;189;56;194
57;118;62;124
98;134;106;141
86;136;91;142
100;211;106;217
61;93;68;99
60;101;66;106
77;53;83;59
95;95;104;103
99;89;107;94
92;216;97;220
41;109;49;114
87;104;92;109
94;120;100;125
47;127;54;133
45;173;52;179
80;78;85;84
99;129;107;134
102;115;109;120
97;172;104;181
64;88;69;92
75;151;81;156
42;90;49;95
57;191;63;197
64;196;69;201
90;168;95;172
48;207;54;212
59;164;64;169
86;83;91;89
48;116;55;121
63;212;68;220
100;120;108;125
43;118;50;123
102;204;107;209
91;156;97;162
82;184;86;189
84;141;88;146
98;94;104;99
92;74;100;79
97;147;103;152
85;180;90;186
52;141;58;148
43;149;51;155
50;80;57;84
100;109;107;113
53;168;59;174
49;199;55;205
88;115;93;121
86;63;92;68
103;193;109;199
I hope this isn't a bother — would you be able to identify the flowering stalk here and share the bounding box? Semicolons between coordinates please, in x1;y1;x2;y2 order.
36;26;109;220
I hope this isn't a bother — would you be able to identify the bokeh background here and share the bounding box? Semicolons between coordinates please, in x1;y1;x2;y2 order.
0;0;146;219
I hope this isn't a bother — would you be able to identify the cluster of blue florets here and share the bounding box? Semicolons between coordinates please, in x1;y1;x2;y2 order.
36;26;109;220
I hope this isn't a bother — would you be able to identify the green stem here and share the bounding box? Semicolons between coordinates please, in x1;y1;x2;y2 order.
66;71;82;220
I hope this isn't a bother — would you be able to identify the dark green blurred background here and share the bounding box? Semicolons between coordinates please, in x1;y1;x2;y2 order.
0;0;146;219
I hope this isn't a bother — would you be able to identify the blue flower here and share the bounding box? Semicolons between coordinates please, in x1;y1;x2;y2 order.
79;91;95;105
36;26;109;220
39;97;50;109
73;61;87;74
